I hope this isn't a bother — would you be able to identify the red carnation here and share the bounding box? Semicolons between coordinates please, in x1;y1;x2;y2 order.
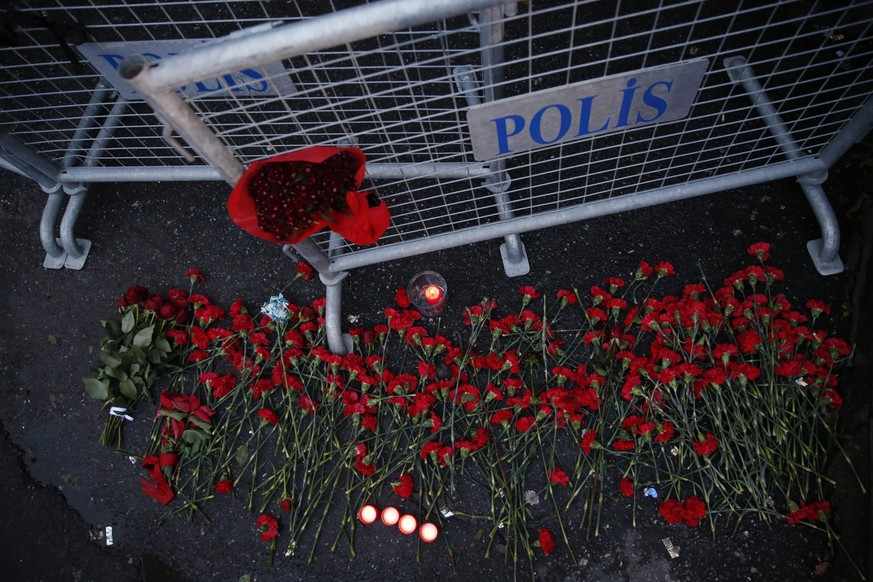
396;286;411;308
692;433;719;457
519;285;540;300
655;261;676;278
256;514;279;541
619;477;635;498
296;260;314;280
185;268;205;284
747;242;771;261
538;528;556;555
214;479;233;494
550;467;570;487
580;430;597;455
392;473;415;499
258;408;280;425
612;438;636;452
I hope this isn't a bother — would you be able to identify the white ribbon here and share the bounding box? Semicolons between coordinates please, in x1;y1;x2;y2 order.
109;407;134;421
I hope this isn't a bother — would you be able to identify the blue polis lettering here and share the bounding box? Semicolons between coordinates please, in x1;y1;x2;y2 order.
98;53;269;93
490;77;673;155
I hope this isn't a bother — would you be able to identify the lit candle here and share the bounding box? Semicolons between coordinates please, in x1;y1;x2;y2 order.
419;522;439;542
381;506;400;526
358;504;378;524
398;514;418;534
423;284;443;305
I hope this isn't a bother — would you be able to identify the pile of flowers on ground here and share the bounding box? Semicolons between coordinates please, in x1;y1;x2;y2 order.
87;243;857;574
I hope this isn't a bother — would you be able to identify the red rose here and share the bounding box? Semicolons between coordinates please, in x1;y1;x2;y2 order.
280;498;292;513
256;514;279;541
538;528;556;555
117;285;150;308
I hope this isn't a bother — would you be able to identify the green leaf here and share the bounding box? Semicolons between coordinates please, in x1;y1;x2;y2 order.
132;325;155;348
103;319;122;339
119;378;138;400
158;410;186;421
155;336;172;354
103;366;127;381
83;378;109;400
98;351;122;368
188;417;212;433
130;345;146;361
148;347;164;365
182;430;208;445
235;445;249;466
121;310;135;334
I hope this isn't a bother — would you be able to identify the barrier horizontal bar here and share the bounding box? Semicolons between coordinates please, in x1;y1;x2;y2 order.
141;0;505;92
58;162;492;182
328;157;829;272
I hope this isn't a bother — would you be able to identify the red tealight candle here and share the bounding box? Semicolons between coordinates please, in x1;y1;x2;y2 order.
419;522;439;542
381;506;400;526
358;504;378;524
398;514;418;534
423;284;443;305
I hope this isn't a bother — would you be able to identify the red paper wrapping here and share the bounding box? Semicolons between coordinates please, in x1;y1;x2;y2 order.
227;146;390;245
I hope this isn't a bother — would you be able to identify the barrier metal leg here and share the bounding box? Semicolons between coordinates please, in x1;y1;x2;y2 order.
0;133;68;267
455;62;530;277
725;56;844;275
60;96;129;269
284;238;351;355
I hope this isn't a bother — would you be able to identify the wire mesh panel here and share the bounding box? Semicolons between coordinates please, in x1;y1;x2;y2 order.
117;0;873;258
0;1;344;168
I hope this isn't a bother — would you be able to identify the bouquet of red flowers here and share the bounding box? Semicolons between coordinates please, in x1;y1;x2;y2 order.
228;146;390;245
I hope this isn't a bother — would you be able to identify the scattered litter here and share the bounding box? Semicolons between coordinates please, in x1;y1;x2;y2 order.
662;537;680;559
524;490;540;506
128;456;137;464
732;229;743;236
795;378;808;387
643;487;658;498
105;526;114;546
670;446;679;456
439;505;454;518
346;314;360;323
109;407;134;421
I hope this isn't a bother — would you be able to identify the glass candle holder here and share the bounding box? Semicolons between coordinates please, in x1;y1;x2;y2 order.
358;505;378;524
407;271;447;317
381;506;400;526
398;514;418;535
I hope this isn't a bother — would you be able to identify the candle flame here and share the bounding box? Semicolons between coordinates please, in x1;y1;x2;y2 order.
424;285;443;304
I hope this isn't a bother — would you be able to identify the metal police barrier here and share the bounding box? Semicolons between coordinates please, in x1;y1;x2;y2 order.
2;1;873;353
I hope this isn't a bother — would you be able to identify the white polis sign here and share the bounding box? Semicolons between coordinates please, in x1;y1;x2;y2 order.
466;59;709;161
77;40;296;100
